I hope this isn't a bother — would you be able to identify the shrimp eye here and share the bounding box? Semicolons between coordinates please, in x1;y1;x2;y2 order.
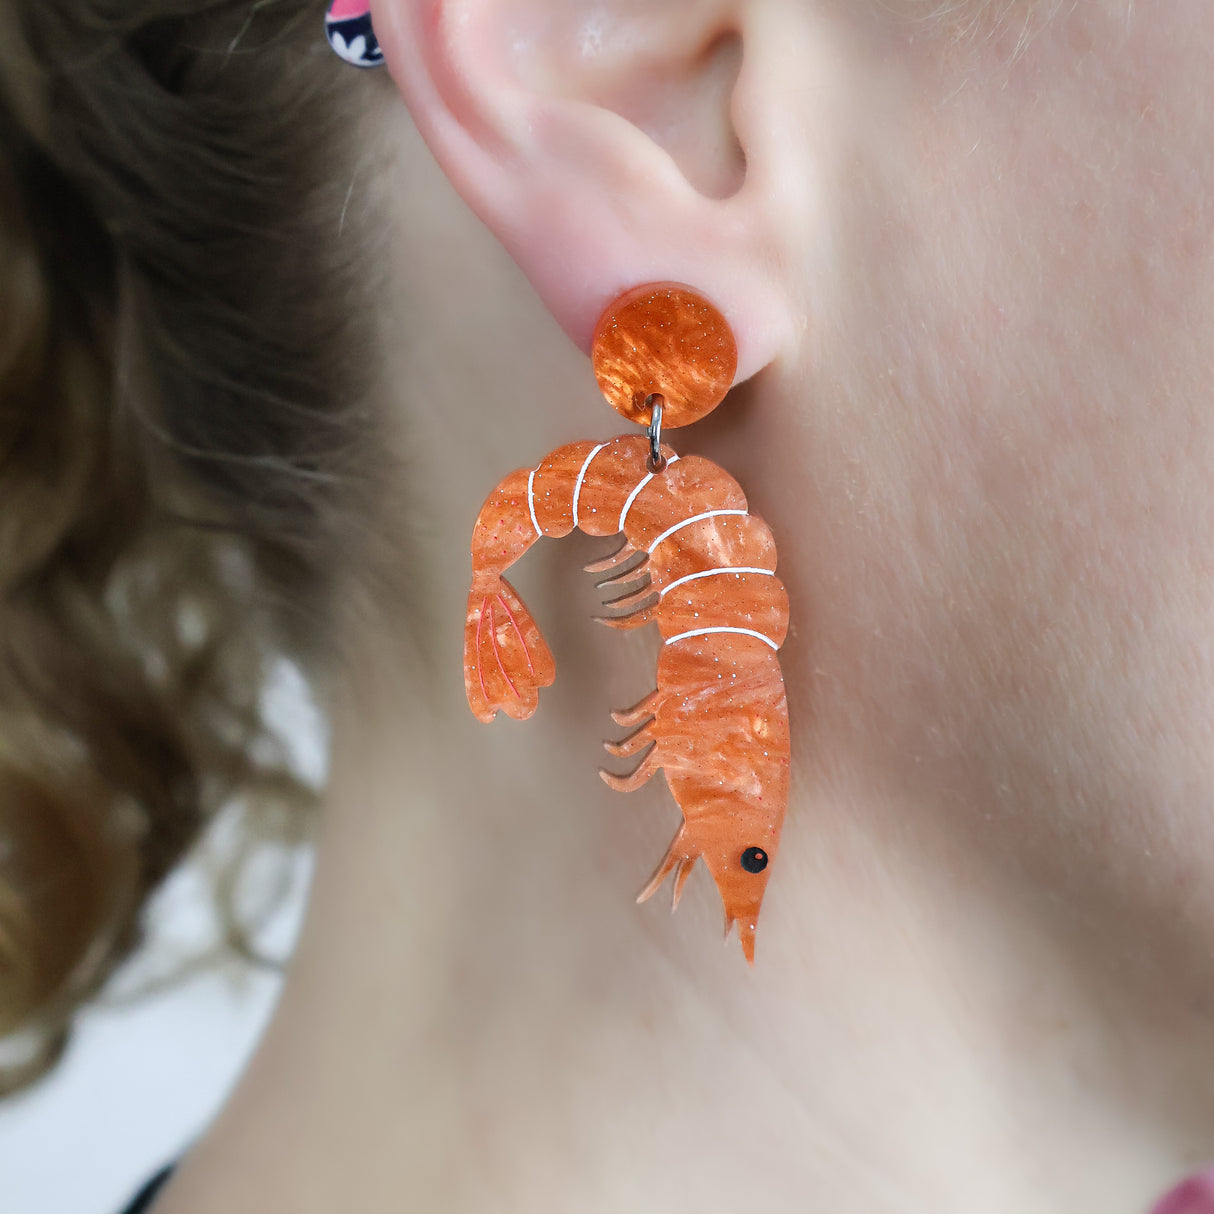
740;846;768;874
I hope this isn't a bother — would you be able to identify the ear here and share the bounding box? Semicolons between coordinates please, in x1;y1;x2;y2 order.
369;0;802;385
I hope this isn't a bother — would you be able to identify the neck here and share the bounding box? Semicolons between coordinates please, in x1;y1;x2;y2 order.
165;359;1212;1214
159;109;1214;1211
167;614;1210;1212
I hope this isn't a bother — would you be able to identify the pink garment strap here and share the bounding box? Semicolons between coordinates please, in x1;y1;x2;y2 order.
1153;1169;1214;1214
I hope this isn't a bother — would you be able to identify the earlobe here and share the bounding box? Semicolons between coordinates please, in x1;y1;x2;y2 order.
369;0;798;384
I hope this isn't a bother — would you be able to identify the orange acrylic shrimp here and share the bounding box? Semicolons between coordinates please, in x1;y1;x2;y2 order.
464;432;790;962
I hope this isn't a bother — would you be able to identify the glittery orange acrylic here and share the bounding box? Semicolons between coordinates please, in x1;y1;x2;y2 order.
463;284;790;963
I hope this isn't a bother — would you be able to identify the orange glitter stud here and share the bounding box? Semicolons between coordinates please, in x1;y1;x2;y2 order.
591;283;738;429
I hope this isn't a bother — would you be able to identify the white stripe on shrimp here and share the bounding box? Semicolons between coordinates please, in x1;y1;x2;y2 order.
617;453;679;534
658;566;776;598
572;443;610;528
527;468;542;537
663;625;779;651
647;508;748;555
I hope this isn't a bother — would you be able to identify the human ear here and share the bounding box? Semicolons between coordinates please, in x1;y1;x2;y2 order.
369;0;799;385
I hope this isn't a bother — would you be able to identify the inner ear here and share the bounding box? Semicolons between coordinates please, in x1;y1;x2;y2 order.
494;2;748;202
581;29;745;200
374;0;789;377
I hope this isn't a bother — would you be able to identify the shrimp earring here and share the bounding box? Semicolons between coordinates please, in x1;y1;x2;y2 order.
463;284;790;963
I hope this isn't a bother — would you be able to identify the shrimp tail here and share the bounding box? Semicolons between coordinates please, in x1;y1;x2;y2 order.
464;576;555;722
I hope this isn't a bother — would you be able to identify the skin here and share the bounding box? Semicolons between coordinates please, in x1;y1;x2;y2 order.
158;1;1214;1210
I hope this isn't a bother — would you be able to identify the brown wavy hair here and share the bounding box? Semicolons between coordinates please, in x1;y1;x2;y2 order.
0;0;382;1092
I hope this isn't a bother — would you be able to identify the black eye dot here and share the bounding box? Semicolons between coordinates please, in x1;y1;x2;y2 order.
740;846;768;874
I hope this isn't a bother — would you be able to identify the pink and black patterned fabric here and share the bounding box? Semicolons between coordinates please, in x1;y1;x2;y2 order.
324;0;383;69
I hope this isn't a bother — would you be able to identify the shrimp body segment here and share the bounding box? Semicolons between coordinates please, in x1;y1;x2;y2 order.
465;435;790;962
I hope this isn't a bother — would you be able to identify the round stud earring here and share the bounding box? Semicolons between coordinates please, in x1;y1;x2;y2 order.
324;0;384;69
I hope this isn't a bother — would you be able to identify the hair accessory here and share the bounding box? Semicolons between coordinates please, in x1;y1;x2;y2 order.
324;0;384;68
461;283;790;964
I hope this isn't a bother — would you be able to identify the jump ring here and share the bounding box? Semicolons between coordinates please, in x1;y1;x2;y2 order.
647;395;666;473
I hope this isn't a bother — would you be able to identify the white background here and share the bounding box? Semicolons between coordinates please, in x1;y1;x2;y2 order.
0;960;285;1214
0;661;321;1214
